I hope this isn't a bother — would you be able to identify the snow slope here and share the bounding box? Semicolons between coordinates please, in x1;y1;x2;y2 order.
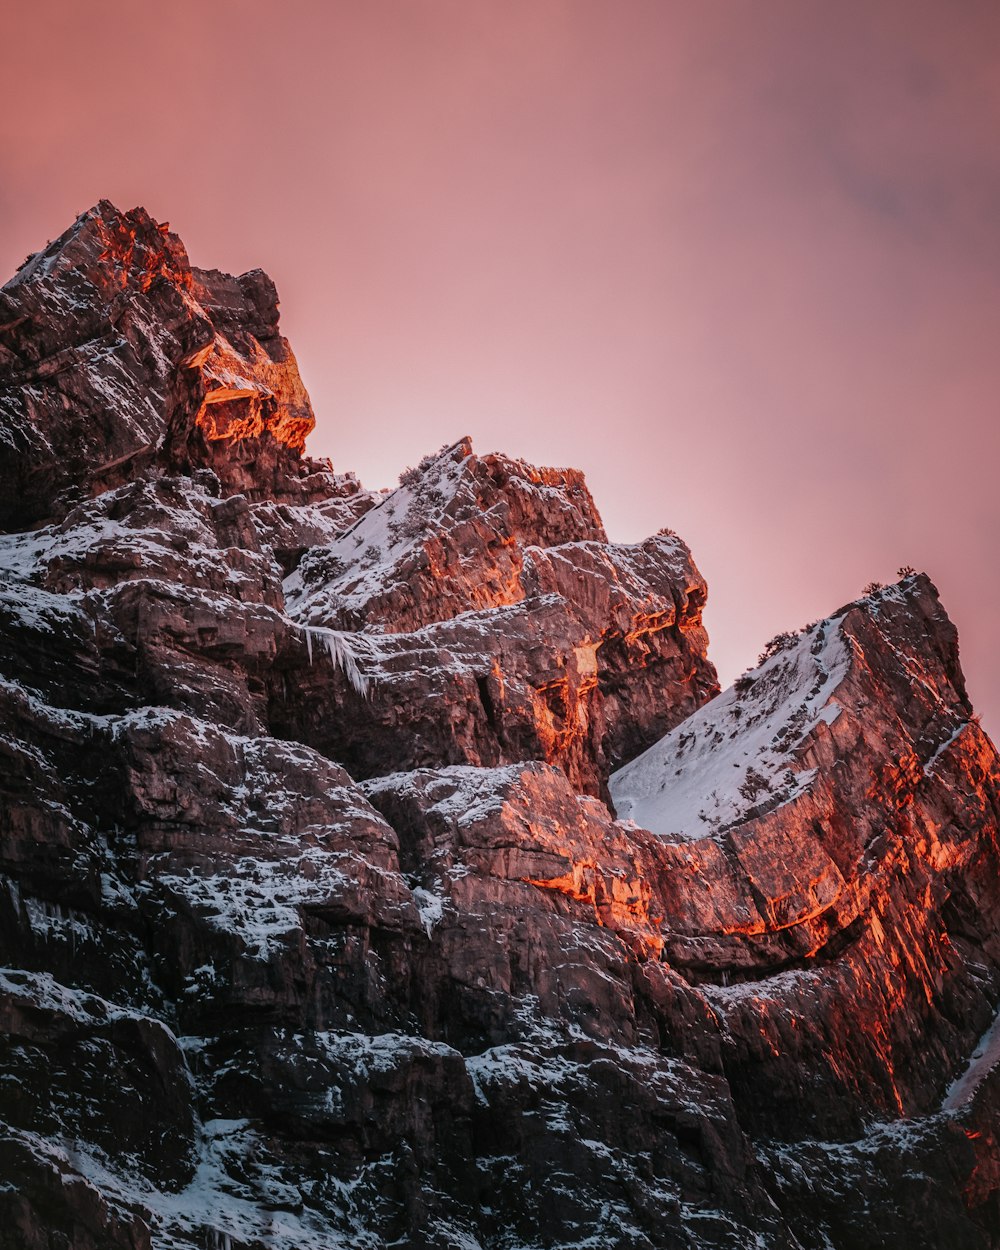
284;443;467;625
609;617;850;837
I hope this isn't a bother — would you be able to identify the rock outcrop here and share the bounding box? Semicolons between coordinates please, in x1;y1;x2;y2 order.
1;202;999;1250
280;436;716;797
0;200;355;528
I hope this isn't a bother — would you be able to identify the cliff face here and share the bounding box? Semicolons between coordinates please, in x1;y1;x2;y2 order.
0;201;342;528
1;203;999;1250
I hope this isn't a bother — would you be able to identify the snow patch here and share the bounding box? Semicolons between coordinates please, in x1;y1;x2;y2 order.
362;763;527;830
942;1008;1000;1110
609;618;850;838
411;886;445;936
284;441;471;624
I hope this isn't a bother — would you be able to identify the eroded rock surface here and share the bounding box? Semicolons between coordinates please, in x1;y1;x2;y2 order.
1;202;999;1250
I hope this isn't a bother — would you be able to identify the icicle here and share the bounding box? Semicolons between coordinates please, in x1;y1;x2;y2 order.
323;630;371;698
299;625;371;698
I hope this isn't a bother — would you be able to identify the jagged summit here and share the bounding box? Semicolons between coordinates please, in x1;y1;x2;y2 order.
287;435;607;631
0;200;323;529
276;431;715;797
611;573;969;837
2;204;1000;1249
6;200;188;292
602;573;999;1135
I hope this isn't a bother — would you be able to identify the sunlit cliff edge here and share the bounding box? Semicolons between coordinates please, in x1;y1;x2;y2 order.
1;201;999;1249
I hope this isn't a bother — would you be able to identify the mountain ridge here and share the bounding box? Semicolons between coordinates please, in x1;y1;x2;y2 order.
1;201;999;1249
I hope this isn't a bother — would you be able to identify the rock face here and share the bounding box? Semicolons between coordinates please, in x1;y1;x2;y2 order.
281;436;716;798
0;200;353;528
1;202;999;1250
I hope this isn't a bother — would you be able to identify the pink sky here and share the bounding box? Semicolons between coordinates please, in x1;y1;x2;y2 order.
3;1;999;729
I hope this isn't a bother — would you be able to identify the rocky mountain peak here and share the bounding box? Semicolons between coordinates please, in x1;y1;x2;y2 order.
2;206;1000;1249
6;200;192;298
0;199;321;530
286;433;611;632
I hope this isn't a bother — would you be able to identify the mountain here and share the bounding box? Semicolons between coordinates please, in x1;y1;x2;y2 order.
1;201;999;1250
